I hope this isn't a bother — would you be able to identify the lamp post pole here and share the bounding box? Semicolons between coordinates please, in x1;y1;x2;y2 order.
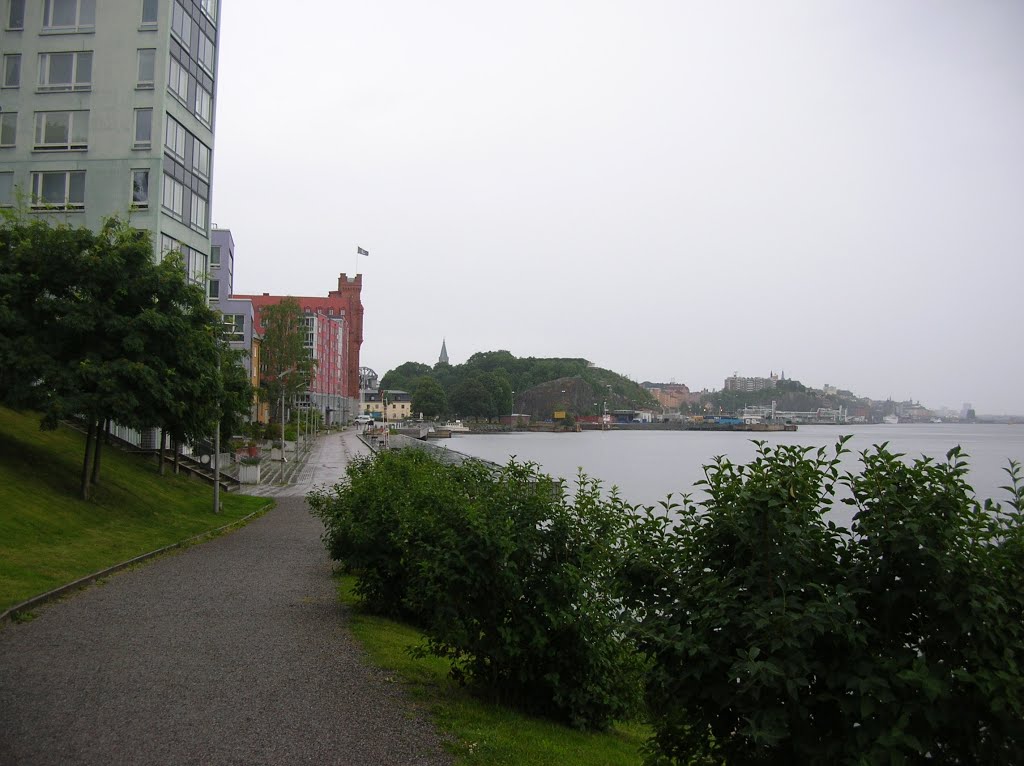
510;390;515;430
213;347;221;514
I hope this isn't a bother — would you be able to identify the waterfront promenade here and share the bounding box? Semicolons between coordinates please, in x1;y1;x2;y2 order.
0;430;452;765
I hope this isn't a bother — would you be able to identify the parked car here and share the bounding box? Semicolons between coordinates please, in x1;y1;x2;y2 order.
354;415;374;425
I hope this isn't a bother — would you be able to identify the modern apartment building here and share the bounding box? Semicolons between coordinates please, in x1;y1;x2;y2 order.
0;0;220;285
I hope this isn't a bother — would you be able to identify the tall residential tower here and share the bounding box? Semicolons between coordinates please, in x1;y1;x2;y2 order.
1;0;221;283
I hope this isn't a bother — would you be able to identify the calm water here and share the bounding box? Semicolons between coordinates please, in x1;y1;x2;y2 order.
442;425;1024;524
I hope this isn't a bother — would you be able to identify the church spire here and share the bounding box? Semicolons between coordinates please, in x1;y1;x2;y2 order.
438;338;449;365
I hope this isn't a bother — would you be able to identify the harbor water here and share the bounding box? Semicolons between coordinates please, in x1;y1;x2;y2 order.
443;424;1024;527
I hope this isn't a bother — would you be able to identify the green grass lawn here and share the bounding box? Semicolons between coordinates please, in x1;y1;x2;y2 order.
0;406;270;611
336;576;650;766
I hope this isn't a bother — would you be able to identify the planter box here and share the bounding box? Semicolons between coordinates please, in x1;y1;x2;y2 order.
271;448;284;461
239;463;261;484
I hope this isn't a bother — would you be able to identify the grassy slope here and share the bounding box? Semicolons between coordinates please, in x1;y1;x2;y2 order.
336;577;648;766
0;406;269;611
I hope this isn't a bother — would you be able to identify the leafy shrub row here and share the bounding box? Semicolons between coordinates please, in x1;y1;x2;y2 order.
308;449;644;730
310;442;1024;763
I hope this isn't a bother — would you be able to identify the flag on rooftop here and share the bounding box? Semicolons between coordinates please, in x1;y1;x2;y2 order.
357;246;369;256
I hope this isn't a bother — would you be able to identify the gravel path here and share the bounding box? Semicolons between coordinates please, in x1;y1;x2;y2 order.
0;431;453;765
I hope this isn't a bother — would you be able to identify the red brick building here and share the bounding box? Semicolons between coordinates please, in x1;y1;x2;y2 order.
235;273;364;423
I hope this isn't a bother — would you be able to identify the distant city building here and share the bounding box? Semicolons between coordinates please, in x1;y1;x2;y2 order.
362;390;411;422
208;228;262;420
642;382;694;409
724;372;780;393
234;274;364;425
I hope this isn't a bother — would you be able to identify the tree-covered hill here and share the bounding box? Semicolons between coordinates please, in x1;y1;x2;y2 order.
379;351;657;420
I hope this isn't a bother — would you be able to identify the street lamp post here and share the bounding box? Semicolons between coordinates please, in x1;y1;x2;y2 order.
213;348;221;514
510;390;515;430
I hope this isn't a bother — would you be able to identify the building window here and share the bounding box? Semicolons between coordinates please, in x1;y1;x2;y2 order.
208;279;218;298
223;314;244;341
161;173;183;218
185;246;205;284
190;194;206;232
192;139;210;178
2;54;20;88
141;0;157;26
171;1;191;50
38;51;92;92
164;115;186;161
43;0;96;31
133;108;153;148
0;172;12;206
210;245;220;265
7;0;25;29
197;32;215;73
34;110;89;150
168;56;188;102
200;0;215;21
31;170;85;210
137;49;155;88
0;112;15;147
160;233;178;259
131;169;149;208
195;86;212;126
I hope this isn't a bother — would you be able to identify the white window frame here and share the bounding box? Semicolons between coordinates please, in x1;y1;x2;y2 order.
223;314;244;342
2;54;20;88
0;171;13;207
208;278;219;299
164;115;187;161
161;173;184;219
200;0;215;22
171;1;191;50
210;245;220;265
42;0;96;32
192;139;210;179
160;233;178;260
0;112;16;147
190;194;207;233
33;110;89;151
7;0;25;30
168;56;188;102
38;51;92;92
133;108;153;148
188;247;206;284
197;32;215;73
195;85;212;127
141;0;158;27
137;48;155;88
30;170;85;210
131;168;149;208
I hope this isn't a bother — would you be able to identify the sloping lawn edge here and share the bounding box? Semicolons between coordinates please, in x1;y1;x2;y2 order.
334;574;649;766
2;501;273;624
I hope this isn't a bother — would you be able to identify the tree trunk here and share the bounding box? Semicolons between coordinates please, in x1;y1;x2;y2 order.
80;418;97;500
158;428;166;475
91;418;107;485
173;438;181;475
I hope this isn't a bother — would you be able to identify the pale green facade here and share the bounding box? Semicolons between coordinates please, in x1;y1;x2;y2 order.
0;0;220;285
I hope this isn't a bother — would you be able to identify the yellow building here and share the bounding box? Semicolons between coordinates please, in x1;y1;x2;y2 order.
363;390;412;422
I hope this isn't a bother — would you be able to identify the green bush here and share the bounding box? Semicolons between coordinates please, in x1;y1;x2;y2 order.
628;440;1024;765
309;449;644;730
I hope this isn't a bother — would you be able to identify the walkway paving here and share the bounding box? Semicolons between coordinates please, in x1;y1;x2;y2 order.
0;431;452;765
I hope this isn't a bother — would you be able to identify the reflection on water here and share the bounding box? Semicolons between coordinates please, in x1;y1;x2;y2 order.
446;424;1024;526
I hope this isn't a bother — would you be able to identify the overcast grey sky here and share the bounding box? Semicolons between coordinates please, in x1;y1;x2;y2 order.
211;1;1024;413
